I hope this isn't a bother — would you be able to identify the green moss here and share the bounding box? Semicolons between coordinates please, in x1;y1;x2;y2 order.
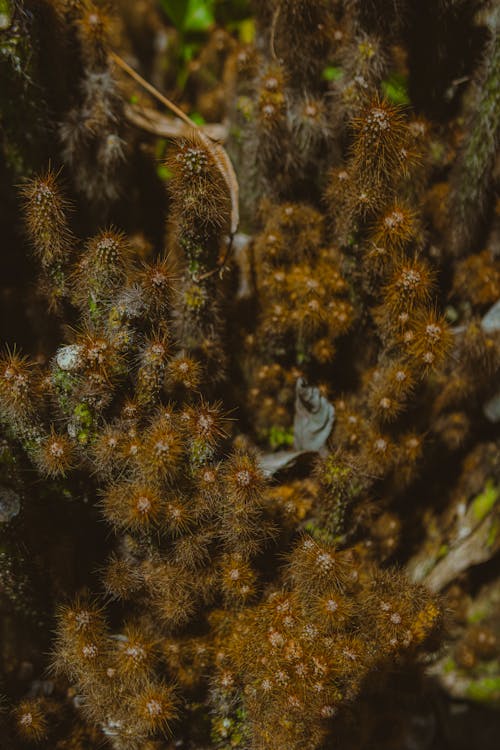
304;522;337;546
180;232;205;264
52;368;78;399
296;348;310;366
443;657;456;674
471;479;499;522
190;439;215;468
322;459;350;486
381;72;410;106
184;283;207;311
268;425;294;450
189;259;201;277
211;706;249;748
466;677;500;705
73;403;94;445
74;403;92;426
467;607;488;624
437;544;449;559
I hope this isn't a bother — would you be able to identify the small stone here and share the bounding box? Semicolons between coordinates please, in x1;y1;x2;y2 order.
483;391;500;423
0;486;21;523
481;299;500;334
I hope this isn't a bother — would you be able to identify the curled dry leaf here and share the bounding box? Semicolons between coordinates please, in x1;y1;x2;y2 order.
293;377;335;453
124;103;228;143
258;378;335;477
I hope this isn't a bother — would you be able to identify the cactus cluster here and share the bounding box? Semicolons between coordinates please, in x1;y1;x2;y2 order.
1;1;499;749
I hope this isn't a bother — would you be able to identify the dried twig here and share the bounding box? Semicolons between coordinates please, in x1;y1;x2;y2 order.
270;3;281;62
110;51;195;129
110;51;239;241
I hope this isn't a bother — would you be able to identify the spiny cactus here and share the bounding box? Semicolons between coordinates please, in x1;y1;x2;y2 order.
1;2;500;749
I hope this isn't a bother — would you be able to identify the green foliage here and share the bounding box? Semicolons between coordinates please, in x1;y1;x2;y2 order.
161;0;253;88
268;425;294;450
161;0;215;33
381;72;410;105
322;65;343;82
